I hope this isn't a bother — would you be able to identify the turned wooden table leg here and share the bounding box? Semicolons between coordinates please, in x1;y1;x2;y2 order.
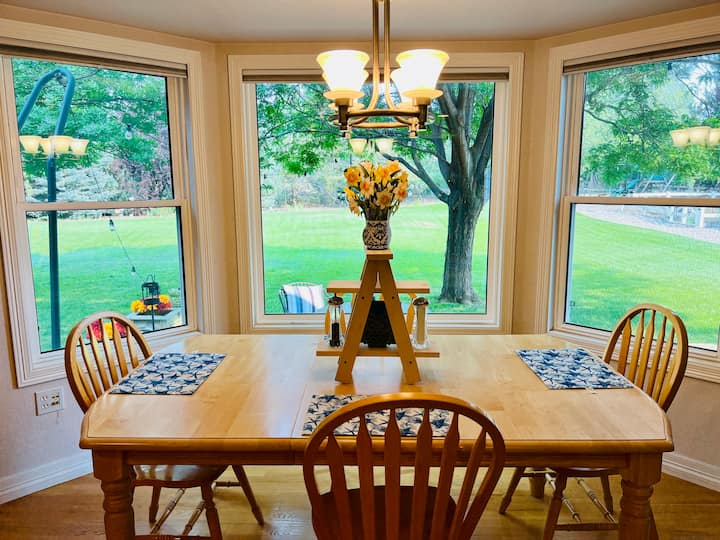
619;453;662;540
93;450;135;539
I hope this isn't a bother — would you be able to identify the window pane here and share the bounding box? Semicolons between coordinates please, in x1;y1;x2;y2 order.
577;53;720;198
566;204;720;351
13;58;173;203
27;208;186;352
255;81;494;315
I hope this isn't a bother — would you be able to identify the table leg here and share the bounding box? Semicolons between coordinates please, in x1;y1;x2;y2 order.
93;450;135;539
529;470;546;499
619;453;662;540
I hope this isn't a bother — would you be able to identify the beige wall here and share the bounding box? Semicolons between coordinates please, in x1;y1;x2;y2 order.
0;2;719;501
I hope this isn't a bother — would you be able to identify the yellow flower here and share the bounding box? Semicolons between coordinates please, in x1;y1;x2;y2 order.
130;299;146;313
344;166;361;185
344;186;356;201
393;183;408;201
159;294;170;303
359;178;375;198
348;200;361;215
387;160;401;174
375;188;394;209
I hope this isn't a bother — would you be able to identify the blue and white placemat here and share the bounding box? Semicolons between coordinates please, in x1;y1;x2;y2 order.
110;352;225;395
301;394;452;436
516;348;634;390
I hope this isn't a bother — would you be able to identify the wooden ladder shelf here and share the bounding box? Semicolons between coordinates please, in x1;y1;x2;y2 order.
318;249;439;384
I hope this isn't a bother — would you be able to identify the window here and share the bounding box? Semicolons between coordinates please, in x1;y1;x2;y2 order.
255;81;495;316
230;52;523;333
0;54;194;385
555;51;720;353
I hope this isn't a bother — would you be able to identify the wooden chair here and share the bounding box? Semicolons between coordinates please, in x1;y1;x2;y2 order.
303;392;506;540
499;303;688;539
65;311;263;538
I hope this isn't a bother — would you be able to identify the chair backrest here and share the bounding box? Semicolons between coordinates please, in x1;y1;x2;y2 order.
279;282;326;313
602;303;688;411
303;392;506;540
64;311;152;412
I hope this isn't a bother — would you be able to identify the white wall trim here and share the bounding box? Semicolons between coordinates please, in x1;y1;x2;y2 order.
663;452;720;493
0;451;92;504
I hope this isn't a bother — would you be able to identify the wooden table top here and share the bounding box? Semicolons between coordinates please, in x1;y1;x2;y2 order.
79;333;672;459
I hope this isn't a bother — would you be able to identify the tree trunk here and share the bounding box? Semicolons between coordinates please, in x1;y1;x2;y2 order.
439;200;482;304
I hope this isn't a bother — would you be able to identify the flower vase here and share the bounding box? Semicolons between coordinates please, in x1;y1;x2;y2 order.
363;219;391;250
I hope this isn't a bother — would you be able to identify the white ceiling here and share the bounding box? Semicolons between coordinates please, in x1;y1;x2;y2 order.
2;0;718;42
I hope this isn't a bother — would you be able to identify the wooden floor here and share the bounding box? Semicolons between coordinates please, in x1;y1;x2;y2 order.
1;466;719;539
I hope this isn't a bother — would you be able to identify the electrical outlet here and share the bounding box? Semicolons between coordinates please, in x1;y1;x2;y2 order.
35;387;64;415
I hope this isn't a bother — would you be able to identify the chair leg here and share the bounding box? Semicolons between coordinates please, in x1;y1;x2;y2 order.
232;465;265;525
600;474;614;514
201;483;223;540
543;471;569;540
149;485;162;522
499;467;526;514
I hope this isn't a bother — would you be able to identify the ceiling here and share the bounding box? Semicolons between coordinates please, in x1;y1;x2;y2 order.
2;0;718;42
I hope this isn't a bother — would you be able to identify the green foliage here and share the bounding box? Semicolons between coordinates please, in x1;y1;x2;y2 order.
13;58;171;201
581;54;720;189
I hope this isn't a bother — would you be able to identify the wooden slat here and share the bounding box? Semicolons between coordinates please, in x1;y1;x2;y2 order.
430;412;459;540
325;434;353;539
384;408;401;540
326;279;430;294
635;310;656;389
356;414;376;540
409;408;432;540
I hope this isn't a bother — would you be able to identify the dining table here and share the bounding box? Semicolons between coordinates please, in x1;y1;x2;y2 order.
79;333;673;539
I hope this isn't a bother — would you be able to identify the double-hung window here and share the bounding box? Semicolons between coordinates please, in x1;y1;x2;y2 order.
554;47;720;357
0;52;194;385
230;53;523;333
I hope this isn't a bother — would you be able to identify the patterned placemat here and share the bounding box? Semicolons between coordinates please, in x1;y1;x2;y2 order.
110;352;226;395
516;348;634;390
301;394;452;436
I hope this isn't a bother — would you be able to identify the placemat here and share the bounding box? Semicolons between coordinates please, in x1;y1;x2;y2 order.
110;352;225;395
301;394;452;436
516;348;634;390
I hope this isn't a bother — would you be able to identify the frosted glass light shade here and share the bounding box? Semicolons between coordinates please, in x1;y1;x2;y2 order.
317;50;370;92
687;126;710;145
19;135;41;153
70;138;89;156
349;138;367;155
49;135;73;154
390;68;414;108
395;49;449;98
374;138;393;154
669;129;690;147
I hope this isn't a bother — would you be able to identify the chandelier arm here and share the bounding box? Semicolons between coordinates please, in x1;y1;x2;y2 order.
382;0;399;111
367;0;382;111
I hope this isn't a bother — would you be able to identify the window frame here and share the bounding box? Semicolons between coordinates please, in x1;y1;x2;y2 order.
0;19;211;387
544;16;720;382
229;52;524;334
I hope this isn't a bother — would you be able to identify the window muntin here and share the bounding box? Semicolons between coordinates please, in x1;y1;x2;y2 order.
558;52;720;352
4;56;188;357
255;81;494;316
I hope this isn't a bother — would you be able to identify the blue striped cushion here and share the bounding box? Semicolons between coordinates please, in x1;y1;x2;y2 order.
282;284;325;313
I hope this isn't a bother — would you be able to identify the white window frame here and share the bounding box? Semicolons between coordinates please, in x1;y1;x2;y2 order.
0;19;212;387
229;52;523;334
542;15;720;382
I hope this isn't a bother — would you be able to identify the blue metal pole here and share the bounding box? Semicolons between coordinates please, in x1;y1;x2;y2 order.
17;68;76;350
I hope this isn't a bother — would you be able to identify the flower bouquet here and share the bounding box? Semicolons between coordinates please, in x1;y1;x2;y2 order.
90;319;127;340
343;160;409;220
130;294;173;316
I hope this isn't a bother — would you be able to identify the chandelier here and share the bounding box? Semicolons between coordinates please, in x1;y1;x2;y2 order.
317;0;448;137
19;134;89;158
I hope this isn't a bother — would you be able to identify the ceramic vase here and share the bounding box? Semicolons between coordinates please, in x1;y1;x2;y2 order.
362;219;391;250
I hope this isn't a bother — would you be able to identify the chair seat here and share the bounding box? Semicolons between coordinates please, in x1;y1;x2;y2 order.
133;465;226;487
316;485;456;539
554;467;619;477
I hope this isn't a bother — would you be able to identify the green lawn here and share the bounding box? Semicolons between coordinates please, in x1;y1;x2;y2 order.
27;204;720;351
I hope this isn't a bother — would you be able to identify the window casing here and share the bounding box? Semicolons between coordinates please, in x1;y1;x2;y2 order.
229;53;523;334
553;54;720;362
0;35;203;387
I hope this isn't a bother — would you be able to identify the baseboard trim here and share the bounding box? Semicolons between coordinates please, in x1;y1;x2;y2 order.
0;451;92;504
663;452;720;492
